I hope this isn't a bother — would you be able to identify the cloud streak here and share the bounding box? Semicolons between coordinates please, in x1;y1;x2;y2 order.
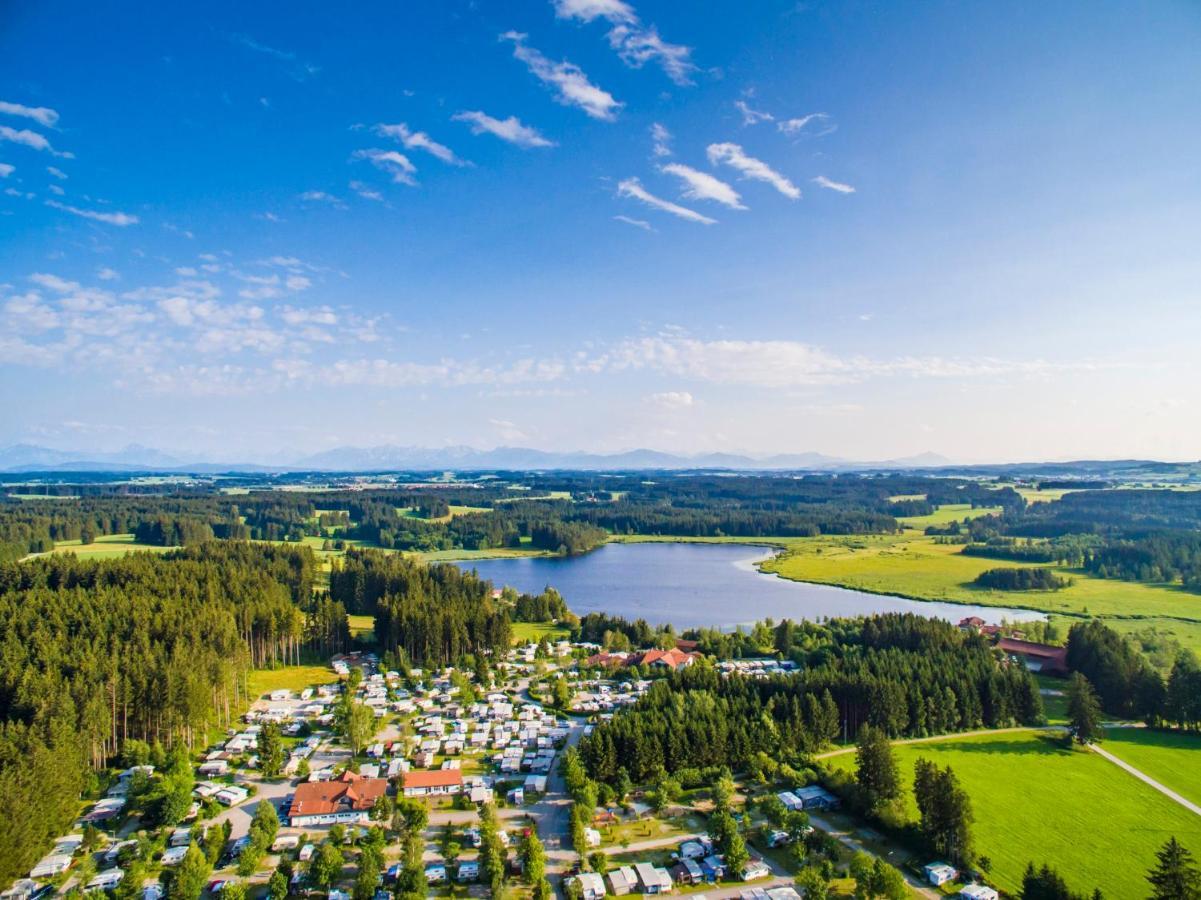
452;111;555;148
812;175;855;194
375;123;468;166
0;125;72;157
660;163;745;209
707;142;799;199
0;100;60;128
552;0;696;85
778;112;835;136
617;177;716;225
353;149;418;186
45;199;138;226
501;31;622;121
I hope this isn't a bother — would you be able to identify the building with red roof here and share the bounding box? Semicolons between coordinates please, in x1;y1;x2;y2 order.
288;770;389;826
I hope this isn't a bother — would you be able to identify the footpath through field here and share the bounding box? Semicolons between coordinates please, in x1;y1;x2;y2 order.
1088;743;1201;817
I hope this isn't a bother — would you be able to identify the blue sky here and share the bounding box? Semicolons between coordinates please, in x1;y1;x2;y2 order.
2;0;1200;462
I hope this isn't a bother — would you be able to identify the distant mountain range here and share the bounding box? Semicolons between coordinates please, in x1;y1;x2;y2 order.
0;442;955;473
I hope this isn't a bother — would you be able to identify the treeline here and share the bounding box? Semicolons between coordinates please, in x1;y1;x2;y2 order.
1066;621;1201;728
974;568;1070;591
962;536;1099;566
579;615;1042;782
1081;532;1201;588
329;550;512;666
528;520;607;555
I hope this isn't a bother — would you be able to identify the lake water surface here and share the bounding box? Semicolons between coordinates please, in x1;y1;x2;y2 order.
454;542;1044;630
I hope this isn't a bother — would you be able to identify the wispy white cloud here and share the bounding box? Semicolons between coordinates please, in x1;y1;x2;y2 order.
230;33;319;81
353;149;418;186
349;180;384;201
593;334;1109;388
613;215;653;231
96;267;119;281
706;143;799;199
375;123;468;166
552;0;636;22
812;175;855;194
778;112;835;136
552;0;696;85
0;125;72;158
500;31;623;121
735;99;773;125
46;166;67;179
45;199;138;225
648;390;694;409
617;177;716;225
660;162;745;210
0;100;60;128
298;191;347;209
452;111;555;148
0;163;13;178
650;122;672;157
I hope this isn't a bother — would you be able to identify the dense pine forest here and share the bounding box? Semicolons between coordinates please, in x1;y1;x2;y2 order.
330;549;513;666
579;615;1043;782
0;543;323;883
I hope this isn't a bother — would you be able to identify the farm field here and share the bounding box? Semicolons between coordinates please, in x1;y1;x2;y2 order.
245;663;338;699
1103;727;1201;808
37;533;173;559
827;729;1201;898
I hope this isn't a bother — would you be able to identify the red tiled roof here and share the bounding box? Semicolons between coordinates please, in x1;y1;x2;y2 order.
402;769;463;789
629;648;700;669
290;771;388;818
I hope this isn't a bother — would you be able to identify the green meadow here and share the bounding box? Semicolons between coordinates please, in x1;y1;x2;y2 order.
245;663;339;699
35;532;172;559
827;730;1201;898
759;528;1201;653
511;621;571;644
1104;727;1201;808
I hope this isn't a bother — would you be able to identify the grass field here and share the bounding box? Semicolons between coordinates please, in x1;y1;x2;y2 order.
897;503;1003;527
1104;727;1201;807
759;531;1201;653
1014;487;1077;504
827;730;1201;897
37;533;173;559
511;622;570;644
396;504;490;523
347;614;375;637
245;664;338;699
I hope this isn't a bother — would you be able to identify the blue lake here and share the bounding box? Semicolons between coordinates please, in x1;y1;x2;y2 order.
454;541;1044;630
